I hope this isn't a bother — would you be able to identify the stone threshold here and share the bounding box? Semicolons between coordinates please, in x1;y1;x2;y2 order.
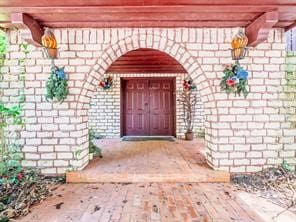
66;172;230;183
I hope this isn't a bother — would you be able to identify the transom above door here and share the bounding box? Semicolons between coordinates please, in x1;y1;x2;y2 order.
121;78;175;136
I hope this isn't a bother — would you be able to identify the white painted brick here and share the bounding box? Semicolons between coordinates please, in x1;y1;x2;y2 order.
38;160;53;167
234;159;250;165
41;153;57;160
54;160;69;167
25;153;40;160
1;27;293;175
230;152;245;158
251;159;266;165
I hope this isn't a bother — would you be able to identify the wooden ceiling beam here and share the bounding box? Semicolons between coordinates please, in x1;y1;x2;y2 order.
285;20;296;31
11;12;44;46
114;61;180;65
41;21;248;28
1;5;289;13
29;12;259;22
246;11;279;47
108;65;185;68
106;69;187;73
106;48;186;73
0;3;294;31
1;0;296;7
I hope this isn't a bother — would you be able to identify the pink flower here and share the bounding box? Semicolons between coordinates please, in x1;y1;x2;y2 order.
17;172;23;181
99;82;105;87
226;79;235;86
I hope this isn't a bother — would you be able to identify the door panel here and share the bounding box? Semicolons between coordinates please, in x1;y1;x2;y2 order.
123;79;149;136
149;79;174;136
122;78;175;136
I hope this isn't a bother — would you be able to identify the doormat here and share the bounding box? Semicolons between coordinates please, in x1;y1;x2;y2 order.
122;136;175;142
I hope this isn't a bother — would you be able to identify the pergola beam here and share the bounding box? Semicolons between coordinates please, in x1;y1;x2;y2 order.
246;11;279;47
11;13;44;46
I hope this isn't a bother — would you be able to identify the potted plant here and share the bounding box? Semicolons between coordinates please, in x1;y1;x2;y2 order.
178;90;197;141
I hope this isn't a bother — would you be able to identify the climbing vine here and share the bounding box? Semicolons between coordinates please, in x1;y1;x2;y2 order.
0;29;9;154
285;51;296;128
0;30;28;183
0;29;7;67
18;43;29;103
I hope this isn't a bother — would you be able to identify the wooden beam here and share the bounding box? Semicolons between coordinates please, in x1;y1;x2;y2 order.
41;20;247;28
285;20;296;31
1;0;296;7
11;13;44;46
246;11;279;47
29;12;259;22
0;5;295;14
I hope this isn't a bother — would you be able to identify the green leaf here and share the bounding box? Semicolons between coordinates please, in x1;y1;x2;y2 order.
282;160;292;171
7;159;20;168
0;162;7;175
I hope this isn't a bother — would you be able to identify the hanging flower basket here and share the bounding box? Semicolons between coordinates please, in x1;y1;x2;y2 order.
45;66;69;103
220;62;249;98
99;75;113;90
183;77;196;91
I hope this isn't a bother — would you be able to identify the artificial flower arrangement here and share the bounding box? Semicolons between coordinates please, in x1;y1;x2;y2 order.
220;62;249;98
183;77;197;91
99;75;113;90
45;66;69;103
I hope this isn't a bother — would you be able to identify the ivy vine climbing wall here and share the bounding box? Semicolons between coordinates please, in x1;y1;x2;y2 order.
0;29;28;157
285;52;296;129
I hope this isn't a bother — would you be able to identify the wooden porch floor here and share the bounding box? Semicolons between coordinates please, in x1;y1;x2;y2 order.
66;139;230;183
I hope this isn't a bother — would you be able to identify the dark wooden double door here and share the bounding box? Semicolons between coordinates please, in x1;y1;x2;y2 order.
122;78;175;136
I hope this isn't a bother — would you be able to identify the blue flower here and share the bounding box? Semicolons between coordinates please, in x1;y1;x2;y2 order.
56;67;66;79
236;69;248;80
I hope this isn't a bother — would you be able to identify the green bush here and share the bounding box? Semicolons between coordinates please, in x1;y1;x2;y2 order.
0;30;7;65
89;129;102;157
0;103;24;186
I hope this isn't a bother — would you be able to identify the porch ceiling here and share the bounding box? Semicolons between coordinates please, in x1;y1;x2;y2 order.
0;0;296;30
106;48;187;73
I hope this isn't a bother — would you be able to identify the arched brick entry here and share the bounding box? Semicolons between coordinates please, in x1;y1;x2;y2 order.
77;34;214;108
74;33;217;170
1;28;290;174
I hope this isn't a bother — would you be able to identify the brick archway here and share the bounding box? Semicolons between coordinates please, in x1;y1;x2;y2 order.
74;33;217;170
76;33;214;110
